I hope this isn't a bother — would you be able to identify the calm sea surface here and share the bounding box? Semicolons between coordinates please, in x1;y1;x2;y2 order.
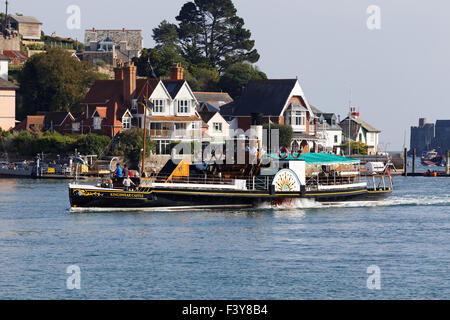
0;171;449;299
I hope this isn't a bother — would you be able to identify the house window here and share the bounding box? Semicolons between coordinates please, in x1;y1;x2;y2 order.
72;122;80;132
213;122;222;132
359;133;363;141
93;117;101;130
294;111;306;126
177;100;190;114
152;99;165;113
131;99;138;113
334;135;338;143
156;140;171;155
191;122;200;130
122;117;131;130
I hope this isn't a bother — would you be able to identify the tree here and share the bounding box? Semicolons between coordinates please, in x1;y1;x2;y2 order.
110;129;155;169
341;141;369;155
153;20;181;51
74;134;111;158
218;62;267;99
133;47;187;78
176;0;260;71
18;48;99;117
263;123;293;149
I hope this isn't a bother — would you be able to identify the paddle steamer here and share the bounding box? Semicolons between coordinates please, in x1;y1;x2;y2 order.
69;151;393;210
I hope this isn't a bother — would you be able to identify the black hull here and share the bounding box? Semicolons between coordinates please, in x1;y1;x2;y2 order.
69;186;392;209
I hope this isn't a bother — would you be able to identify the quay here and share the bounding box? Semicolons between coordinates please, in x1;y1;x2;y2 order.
401;148;450;177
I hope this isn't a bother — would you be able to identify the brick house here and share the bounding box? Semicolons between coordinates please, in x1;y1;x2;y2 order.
220;79;318;153
79;63;203;154
14;112;75;134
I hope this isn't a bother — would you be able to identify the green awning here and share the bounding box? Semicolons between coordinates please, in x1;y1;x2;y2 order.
266;153;360;165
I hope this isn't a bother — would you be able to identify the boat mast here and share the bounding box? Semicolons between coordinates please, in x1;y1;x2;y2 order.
141;81;149;176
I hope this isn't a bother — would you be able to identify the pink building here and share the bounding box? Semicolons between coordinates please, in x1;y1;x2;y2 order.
0;78;18;131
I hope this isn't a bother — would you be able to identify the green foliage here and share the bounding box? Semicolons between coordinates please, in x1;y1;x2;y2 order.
3;131;36;156
3;131;111;157
18;48;99;117
341;141;368;155
32;132;77;155
73;134;111;158
42;35;84;52
27;43;44;50
0;129;10;153
133;47;187;78
263;123;293;148
176;0;260;71
190;66;220;91
153;20;181;51
110;129;155;169
95;59;106;67
219;62;267;99
96;73;110;80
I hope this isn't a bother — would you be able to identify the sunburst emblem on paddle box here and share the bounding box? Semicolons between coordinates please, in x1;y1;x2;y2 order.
272;169;301;192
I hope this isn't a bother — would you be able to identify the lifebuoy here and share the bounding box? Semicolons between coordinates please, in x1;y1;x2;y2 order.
291;149;302;159
278;146;289;159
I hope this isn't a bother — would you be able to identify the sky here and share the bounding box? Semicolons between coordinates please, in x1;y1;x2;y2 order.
6;0;450;150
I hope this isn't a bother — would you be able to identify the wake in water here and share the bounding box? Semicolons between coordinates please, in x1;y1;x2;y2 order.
256;195;450;211
69;195;450;213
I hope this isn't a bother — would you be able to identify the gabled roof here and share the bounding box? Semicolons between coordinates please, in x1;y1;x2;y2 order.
163;80;184;99
10;15;42;24
84;80;123;104
223;79;298;117
37;111;74;126
92;107;107;118
199;102;220;113
0;78;18;90
193;92;233;104
198;111;217;123
117;108;132;120
340;116;380;138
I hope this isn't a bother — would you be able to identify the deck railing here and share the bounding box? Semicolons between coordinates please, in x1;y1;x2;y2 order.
141;173;273;191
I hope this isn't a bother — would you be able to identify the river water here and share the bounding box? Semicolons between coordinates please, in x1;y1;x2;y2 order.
0;174;449;299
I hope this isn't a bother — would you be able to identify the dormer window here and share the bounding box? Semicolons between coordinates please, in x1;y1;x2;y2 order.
131;99;138;114
122;117;131;130
177;100;190;114
93;117;102;130
152;99;165;113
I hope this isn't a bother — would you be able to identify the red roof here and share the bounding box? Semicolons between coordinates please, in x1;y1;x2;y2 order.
93;106;107;118
3;50;28;60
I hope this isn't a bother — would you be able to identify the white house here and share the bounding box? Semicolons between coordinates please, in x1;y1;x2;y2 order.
199;111;230;142
310;106;343;154
0;54;9;81
340;108;380;155
132;64;203;154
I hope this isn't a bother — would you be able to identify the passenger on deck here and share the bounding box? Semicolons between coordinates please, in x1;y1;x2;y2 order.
123;164;129;178
123;176;135;191
114;163;124;185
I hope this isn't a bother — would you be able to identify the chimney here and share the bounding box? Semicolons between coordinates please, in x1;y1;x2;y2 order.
123;63;137;107
170;63;184;81
114;67;124;80
419;118;426;127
